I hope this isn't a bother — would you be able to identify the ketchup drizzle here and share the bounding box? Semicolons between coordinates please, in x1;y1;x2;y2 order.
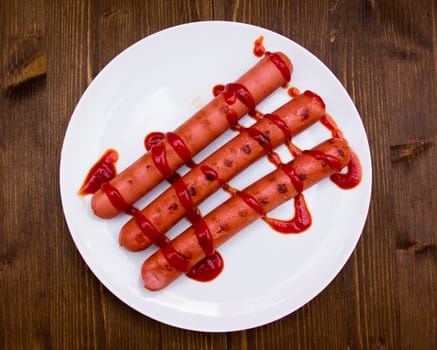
150;143;173;179
264;194;311;233
144;132;165;150
302;149;344;172
158;236;190;273
331;151;362;189
225;109;240;129
320;112;362;188
148;77;275;280
79;38;362;284
78;149;118;195
196;109;315;235
192;218;215;256
222;83;256;111
303;90;326;109
100;182;131;213
237;191;266;216
253;36;266;57
264;113;291;141
212;84;224;97
128;207;163;242
170;176;193;211
265;51;291;82
288;86;300;98
186;252;224;282
146;132;224;280
280;163;304;193
321;113;343;139
249;109;264;121
166;132;194;166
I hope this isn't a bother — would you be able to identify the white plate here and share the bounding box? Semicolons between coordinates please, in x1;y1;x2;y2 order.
60;21;371;332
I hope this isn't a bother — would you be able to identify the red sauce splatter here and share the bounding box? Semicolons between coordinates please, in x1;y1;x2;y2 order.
166;132;193;165
265;51;291;82
129;207;162;242
288;86;300;98
147;132;222;280
264;113;292;141
225;109;240;129
221;83;256;111
187;252;224;282
264;193;312;233
168;175;194;211
303;149;344;172
212;84;225;97
79;41;363;286
192;214;215;257
249;109;264;120
201;165;225;186
321;113;344;139
253;36;266;57
158;236;190;273
303;90;326;109
100;182;131;213
319;114;362;189
144;132;165;150
331;151;362;189
78;149;118;195
280;163;304;193
236;191;266;216
245;128;273;153
286;141;302;158
150;143;173;180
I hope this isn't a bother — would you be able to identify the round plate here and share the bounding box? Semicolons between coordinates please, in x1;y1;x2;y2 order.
60;21;371;332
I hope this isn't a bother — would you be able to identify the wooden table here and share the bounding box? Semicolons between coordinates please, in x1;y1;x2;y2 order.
1;0;436;348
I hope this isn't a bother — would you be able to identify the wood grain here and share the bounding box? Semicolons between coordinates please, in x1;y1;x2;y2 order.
1;0;436;349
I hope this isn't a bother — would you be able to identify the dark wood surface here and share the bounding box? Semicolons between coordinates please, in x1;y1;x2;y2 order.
1;0;436;349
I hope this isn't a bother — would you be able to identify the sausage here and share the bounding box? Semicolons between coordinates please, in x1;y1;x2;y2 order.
91;52;292;218
119;91;326;251
140;138;351;291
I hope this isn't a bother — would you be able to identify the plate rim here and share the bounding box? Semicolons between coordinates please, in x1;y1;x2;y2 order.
59;20;372;332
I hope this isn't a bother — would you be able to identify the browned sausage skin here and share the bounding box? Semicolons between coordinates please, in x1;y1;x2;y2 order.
119;91;326;251
141;138;351;291
91;52;292;218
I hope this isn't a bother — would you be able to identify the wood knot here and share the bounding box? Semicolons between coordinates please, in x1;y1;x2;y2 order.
2;29;46;93
102;8;129;20
329;28;338;43
0;247;17;272
389;140;432;163
386;46;418;61
3;50;47;92
397;239;437;255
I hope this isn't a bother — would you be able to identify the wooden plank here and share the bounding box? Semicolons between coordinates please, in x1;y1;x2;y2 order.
0;0;50;349
42;0;225;349
377;1;436;349
1;0;436;348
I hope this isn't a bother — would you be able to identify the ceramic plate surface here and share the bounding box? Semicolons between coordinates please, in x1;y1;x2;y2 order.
60;21;372;332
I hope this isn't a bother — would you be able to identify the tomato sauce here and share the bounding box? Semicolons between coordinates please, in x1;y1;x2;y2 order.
78;149;118;195
253;36;266;57
79;37;362;284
